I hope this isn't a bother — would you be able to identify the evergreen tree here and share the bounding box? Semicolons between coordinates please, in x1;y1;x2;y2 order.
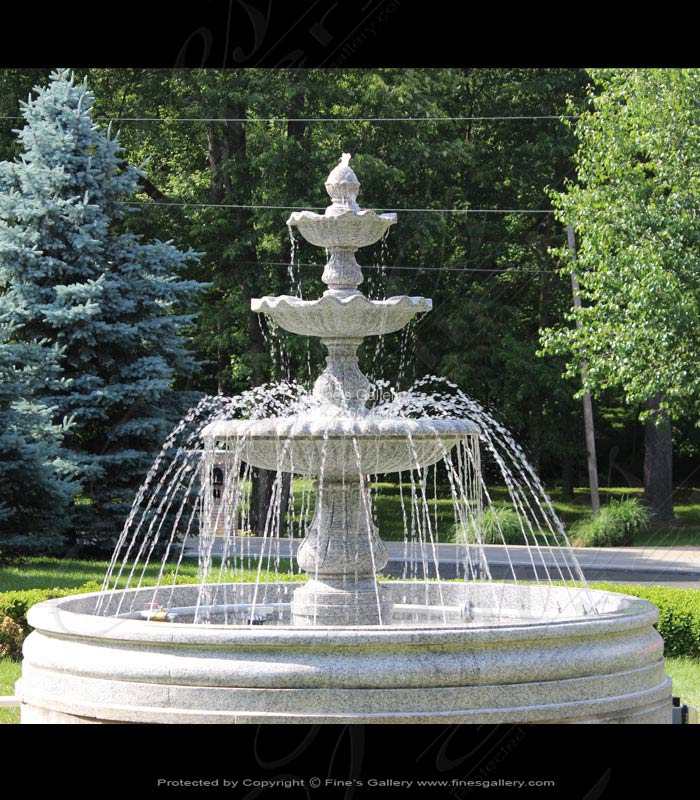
0;69;203;550
0;321;77;559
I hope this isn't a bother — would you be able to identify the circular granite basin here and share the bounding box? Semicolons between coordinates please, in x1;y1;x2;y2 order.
17;582;672;724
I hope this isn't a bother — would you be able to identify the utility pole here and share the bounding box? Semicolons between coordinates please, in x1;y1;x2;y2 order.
567;225;601;515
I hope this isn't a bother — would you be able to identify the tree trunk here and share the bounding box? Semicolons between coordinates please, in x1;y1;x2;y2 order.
210;109;282;536
249;467;291;535
206;125;225;204
247;306;290;535
560;457;575;501
643;395;674;521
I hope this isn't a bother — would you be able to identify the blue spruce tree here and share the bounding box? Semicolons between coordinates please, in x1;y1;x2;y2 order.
0;322;77;560
0;69;202;551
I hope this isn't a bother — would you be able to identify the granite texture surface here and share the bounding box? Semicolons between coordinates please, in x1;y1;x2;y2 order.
252;294;432;340
18;583;673;724
201;417;478;476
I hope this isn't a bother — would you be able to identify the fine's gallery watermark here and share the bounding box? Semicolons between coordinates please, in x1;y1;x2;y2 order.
155;776;556;791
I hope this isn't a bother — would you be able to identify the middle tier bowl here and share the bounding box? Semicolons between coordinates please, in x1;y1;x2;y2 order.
251;294;432;338
202;416;479;478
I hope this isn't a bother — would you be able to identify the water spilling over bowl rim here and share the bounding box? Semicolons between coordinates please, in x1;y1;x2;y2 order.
202;415;480;440
251;294;432;338
287;209;397;248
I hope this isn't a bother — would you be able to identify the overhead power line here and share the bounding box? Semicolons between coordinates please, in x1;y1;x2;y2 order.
0;114;578;124
121;200;555;214
220;259;557;275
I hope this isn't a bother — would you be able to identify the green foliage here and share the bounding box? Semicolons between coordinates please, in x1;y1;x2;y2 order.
541;69;700;424
451;506;525;545
0;616;23;660
0;583;98;657
6;67;698;548
0;657;21;722
81;68;592;483
0;69;204;551
570;497;651;547
0;581;103;661
0;69;49;162
589;582;700;659
0;323;78;558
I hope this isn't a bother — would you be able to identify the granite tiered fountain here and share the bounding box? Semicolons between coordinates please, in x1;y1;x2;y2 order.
17;155;672;724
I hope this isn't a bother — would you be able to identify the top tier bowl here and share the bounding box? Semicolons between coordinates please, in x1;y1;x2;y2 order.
288;208;397;250
287;153;396;250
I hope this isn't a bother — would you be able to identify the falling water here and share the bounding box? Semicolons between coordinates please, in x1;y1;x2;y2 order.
367;237;392;383
287;223;303;298
397;318;416;387
94;153;595;630
95;372;595;627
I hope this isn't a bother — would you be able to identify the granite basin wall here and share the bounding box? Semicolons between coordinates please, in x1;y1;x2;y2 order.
17;583;672;724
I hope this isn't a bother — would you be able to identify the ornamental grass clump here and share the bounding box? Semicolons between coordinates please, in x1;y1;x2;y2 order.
571;497;651;547
0;616;24;660
451;506;524;545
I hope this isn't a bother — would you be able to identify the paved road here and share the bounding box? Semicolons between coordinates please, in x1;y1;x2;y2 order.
185;538;700;588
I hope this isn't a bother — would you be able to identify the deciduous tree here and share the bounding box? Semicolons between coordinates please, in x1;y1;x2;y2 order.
541;69;700;519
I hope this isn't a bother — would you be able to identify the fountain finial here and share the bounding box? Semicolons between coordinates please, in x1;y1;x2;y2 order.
285;155;397;294
324;152;361;214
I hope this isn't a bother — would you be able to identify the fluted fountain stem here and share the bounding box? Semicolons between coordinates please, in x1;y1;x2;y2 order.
291;479;391;626
322;247;363;294
312;337;369;412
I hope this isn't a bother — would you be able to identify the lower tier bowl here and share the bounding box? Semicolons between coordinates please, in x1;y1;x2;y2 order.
201;416;479;476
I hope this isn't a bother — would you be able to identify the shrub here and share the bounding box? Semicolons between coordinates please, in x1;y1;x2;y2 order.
588;582;700;659
0;617;24;660
451;506;525;545
0;582;100;661
570;497;651;547
0;547;24;569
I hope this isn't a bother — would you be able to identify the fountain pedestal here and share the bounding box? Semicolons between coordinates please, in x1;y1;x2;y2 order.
291;480;391;625
245;153;439;626
313;337;369;411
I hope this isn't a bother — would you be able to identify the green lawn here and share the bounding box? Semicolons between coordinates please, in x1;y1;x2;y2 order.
0;556;301;593
368;483;700;546
3;487;695;582
1;656;698;725
544;486;700;547
1;487;698;595
665;657;700;709
0;660;20;724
